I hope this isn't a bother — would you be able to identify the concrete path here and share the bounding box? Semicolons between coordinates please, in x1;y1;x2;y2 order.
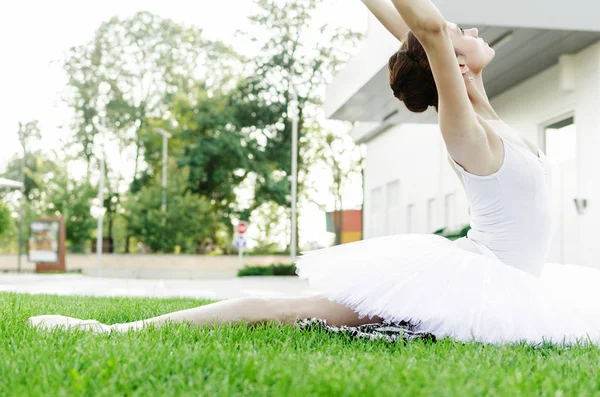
0;273;320;300
0;254;293;279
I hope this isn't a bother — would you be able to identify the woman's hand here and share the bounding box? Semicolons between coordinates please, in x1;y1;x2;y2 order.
360;0;410;41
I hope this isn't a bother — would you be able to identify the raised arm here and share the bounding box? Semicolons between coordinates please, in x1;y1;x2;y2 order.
367;0;487;166
360;0;409;41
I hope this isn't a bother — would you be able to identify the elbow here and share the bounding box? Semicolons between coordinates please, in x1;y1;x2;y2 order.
414;18;446;36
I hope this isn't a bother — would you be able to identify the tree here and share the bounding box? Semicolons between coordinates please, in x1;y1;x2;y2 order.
124;166;218;253
238;0;362;250
171;86;262;230
63;11;240;251
2;151;45;203
317;129;364;245
0;202;10;237
1;153;97;252
16;121;42;196
44;166;98;253
64;11;238;177
249;202;288;253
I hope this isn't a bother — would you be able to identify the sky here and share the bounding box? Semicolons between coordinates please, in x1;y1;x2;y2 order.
0;0;369;248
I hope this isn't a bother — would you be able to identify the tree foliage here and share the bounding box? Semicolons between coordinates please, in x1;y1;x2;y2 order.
2;4;364;254
62;12;241;250
0;202;10;237
124;167;218;253
63;11;239;178
235;0;363;248
318;129;363;245
170;88;256;223
1;152;97;252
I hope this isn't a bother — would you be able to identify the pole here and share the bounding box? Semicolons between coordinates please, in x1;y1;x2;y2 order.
18;151;25;273
290;95;298;262
96;83;110;276
162;133;168;212
154;128;171;213
96;150;104;277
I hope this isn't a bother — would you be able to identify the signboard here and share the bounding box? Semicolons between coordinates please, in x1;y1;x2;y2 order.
234;234;247;249
235;221;248;235
28;220;60;263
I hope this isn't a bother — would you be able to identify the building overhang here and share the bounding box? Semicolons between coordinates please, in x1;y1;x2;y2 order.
326;0;600;126
0;178;23;189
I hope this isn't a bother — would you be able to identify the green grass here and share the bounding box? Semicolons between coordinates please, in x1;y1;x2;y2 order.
3;292;600;396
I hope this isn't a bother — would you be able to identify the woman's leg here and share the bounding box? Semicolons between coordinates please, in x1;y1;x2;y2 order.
111;295;381;332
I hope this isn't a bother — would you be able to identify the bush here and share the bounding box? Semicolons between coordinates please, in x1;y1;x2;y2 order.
433;224;471;241
245;250;291;256
237;225;472;277
237;263;297;277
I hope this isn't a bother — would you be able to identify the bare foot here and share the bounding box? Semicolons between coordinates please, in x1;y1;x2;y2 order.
28;315;112;335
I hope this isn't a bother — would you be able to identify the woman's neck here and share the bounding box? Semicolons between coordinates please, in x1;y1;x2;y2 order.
468;71;500;121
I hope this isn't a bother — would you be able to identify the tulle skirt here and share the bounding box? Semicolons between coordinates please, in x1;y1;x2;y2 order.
295;234;600;345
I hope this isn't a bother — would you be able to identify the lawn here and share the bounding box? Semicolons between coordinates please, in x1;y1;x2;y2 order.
2;292;600;396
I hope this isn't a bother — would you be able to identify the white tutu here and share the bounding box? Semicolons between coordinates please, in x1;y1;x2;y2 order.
295;234;600;345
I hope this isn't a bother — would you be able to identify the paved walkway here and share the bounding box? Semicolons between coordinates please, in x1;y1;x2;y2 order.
0;273;320;300
0;254;293;279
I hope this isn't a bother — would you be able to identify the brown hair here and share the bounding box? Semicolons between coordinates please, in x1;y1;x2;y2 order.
388;31;438;113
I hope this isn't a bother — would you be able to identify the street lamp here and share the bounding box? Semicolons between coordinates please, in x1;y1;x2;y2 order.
90;198;106;276
154;128;172;212
17;122;41;273
95;81;111;276
288;92;299;262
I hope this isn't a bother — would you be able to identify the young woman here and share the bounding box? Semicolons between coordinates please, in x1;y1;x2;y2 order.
29;0;600;344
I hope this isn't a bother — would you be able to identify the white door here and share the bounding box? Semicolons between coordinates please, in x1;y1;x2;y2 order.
369;187;384;238
544;117;578;265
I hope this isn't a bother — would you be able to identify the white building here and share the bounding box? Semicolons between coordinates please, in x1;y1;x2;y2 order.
325;1;600;267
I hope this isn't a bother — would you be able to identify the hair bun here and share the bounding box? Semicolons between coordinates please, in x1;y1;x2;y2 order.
388;32;438;113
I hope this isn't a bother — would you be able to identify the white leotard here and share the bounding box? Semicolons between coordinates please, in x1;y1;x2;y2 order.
449;129;553;276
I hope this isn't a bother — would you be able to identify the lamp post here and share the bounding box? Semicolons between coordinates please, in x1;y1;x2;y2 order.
18;150;25;273
288;93;299;263
17;122;41;273
154;128;172;213
90;197;106;276
93;125;107;277
94;82;110;276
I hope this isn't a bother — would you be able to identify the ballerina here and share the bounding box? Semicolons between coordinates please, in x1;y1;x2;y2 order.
28;0;600;345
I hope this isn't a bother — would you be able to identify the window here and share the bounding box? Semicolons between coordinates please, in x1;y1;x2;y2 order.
542;116;578;265
427;198;436;232
544;116;576;165
444;193;456;229
370;187;384;237
385;181;400;234
407;203;416;233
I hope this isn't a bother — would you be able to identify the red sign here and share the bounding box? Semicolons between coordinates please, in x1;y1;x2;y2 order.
235;221;248;235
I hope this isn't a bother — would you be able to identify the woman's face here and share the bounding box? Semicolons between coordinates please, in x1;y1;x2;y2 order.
447;22;495;73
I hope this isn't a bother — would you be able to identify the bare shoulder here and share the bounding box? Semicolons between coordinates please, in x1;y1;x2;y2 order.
444;119;504;177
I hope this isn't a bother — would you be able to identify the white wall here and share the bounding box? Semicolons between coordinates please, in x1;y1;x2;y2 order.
363;123;470;239
361;40;600;267
490;41;600;266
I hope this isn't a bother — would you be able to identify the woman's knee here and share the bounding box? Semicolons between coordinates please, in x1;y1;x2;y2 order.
259;296;322;324
237;296;297;323
238;295;359;325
